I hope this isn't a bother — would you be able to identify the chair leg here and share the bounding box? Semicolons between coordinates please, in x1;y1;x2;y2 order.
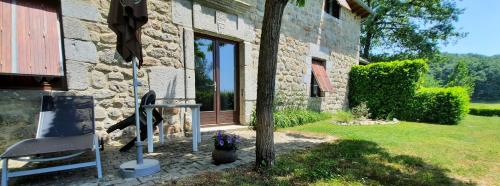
94;137;103;179
2;159;8;186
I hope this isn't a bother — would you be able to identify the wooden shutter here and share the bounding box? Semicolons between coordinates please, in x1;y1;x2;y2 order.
311;60;334;92
16;0;62;76
0;0;62;76
0;0;12;73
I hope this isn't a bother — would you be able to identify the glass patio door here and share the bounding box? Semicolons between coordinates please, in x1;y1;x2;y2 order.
194;35;238;125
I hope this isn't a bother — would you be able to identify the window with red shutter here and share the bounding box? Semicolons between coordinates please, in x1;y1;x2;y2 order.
310;60;333;97
0;0;64;90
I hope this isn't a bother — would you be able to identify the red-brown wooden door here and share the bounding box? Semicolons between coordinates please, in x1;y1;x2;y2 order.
194;35;239;126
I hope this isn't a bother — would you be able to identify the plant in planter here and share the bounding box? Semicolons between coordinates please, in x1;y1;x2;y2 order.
212;131;241;164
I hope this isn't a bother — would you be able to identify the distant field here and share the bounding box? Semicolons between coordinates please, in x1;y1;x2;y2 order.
469;102;500;116
470;102;500;110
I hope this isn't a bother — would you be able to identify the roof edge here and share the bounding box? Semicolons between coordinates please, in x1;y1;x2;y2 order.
346;0;373;19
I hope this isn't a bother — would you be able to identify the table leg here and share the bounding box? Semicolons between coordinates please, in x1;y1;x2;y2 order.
159;120;164;145
196;107;201;143
146;108;154;153
192;108;198;152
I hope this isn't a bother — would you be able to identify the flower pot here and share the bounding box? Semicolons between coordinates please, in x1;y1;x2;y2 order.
212;149;237;164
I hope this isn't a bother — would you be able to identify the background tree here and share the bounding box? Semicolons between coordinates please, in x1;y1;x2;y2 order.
255;0;305;168
427;53;500;101
361;0;465;61
446;61;475;96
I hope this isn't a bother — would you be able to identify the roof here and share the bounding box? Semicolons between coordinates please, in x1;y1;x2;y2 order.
344;0;373;19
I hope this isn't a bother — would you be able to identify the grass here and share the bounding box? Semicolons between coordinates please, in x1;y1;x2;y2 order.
171;115;500;185
332;110;355;123
287;115;500;185
470;102;500;110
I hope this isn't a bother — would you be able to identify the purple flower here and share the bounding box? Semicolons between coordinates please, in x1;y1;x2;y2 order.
219;139;224;146
227;136;233;144
216;131;222;141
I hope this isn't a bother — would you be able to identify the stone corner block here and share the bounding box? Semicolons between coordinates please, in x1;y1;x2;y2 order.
66;60;90;90
64;39;98;64
62;17;91;41
61;0;100;22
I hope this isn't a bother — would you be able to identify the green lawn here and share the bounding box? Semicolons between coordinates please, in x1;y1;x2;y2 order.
172;115;500;185
470;102;500;110
285;115;500;185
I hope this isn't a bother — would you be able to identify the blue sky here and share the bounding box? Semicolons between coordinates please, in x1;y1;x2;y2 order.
440;0;500;56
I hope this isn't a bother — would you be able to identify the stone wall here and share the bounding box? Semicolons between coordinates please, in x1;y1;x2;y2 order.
66;0;193;139
0;0;363;151
248;0;361;112
0;0;192;151
0;91;41;151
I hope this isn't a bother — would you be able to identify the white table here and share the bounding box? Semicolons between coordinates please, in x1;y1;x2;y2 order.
143;104;202;153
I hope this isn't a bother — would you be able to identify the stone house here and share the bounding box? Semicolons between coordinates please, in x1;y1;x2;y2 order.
0;0;371;150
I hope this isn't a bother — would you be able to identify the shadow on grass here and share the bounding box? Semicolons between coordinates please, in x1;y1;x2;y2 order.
175;139;475;186
269;139;474;185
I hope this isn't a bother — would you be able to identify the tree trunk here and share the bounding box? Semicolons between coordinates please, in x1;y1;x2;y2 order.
255;0;289;168
362;29;372;60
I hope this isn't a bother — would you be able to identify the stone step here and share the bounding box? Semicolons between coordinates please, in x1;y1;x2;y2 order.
200;125;250;135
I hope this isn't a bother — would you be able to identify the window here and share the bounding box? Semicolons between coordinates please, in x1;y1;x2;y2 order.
324;0;341;19
0;0;64;89
311;72;322;97
310;60;333;97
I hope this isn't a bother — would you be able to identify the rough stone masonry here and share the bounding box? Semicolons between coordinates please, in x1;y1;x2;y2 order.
0;0;365;152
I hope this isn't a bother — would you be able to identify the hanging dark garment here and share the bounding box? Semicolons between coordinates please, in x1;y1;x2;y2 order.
107;0;148;68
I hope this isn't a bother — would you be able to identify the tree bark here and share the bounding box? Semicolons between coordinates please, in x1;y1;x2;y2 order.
362;30;372;59
255;0;289;168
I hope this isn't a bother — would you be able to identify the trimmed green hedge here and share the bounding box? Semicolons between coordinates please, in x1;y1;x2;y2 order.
469;103;500;116
410;87;470;124
250;109;331;129
349;59;428;119
469;108;500;116
349;59;470;124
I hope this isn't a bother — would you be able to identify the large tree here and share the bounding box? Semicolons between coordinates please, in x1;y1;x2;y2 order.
361;0;465;61
255;0;304;168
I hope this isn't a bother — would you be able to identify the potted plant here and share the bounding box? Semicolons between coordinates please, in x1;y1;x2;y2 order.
212;131;241;164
